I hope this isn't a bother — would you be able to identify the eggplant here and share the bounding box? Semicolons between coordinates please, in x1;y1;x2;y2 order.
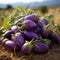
49;30;60;43
34;26;41;35
4;40;19;51
38;21;45;28
11;26;17;33
22;20;37;30
34;42;49;53
23;31;39;40
25;14;39;22
40;28;51;39
40;18;49;25
15;32;25;46
21;41;33;55
3;30;16;40
52;33;60;43
14;17;25;25
3;30;13;40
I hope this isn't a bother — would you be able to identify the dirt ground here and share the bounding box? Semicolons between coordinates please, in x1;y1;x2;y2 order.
0;43;60;60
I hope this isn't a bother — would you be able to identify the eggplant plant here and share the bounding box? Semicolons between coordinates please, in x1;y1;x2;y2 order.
25;14;39;22
21;20;37;30
4;40;19;51
23;31;39;40
15;32;25;46
40;18;49;25
21;41;33;55
34;42;49;53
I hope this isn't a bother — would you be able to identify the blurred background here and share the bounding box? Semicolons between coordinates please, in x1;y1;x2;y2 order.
0;0;60;27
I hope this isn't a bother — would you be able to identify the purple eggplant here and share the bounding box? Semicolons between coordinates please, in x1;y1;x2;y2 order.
34;42;49;53
22;20;37;30
25;14;39;22
49;30;60;43
3;30;13;40
34;26;41;34
11;26;17;33
3;30;16;40
23;31;39;40
4;40;19;51
40;28;51;39
21;41;33;55
52;33;60;43
38;21;45;28
40;18;49;25
15;32;25;46
14;17;25;25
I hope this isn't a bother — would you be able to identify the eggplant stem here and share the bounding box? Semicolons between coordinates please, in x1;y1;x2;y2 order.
14;46;16;57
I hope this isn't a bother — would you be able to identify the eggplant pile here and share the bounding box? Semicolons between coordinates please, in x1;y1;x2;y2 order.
0;14;60;55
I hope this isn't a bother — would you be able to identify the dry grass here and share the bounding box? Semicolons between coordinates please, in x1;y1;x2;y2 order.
48;7;60;24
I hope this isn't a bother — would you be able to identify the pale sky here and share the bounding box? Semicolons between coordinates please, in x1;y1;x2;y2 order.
0;0;45;4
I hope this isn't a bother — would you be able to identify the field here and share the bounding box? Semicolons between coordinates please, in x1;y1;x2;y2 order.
0;7;60;60
0;7;60;26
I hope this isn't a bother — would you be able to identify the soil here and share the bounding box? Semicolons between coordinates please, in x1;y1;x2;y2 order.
0;43;60;60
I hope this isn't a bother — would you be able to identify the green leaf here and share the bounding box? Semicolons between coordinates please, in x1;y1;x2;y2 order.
50;19;55;26
9;15;15;24
47;14;55;26
17;6;23;12
48;18;55;26
0;28;4;36
56;24;60;31
47;14;54;19
3;17;9;29
26;9;33;15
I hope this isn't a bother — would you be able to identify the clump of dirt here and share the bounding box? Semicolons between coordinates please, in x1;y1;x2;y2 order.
0;55;12;60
